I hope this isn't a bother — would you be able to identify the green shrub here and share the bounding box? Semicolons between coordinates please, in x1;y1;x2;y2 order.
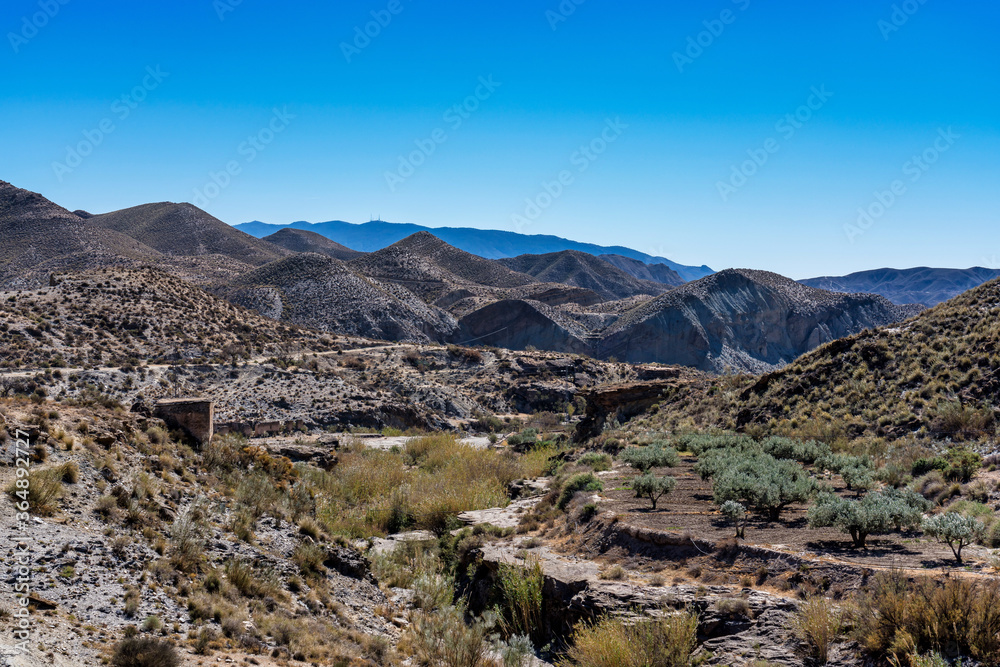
495;557;544;646
578;452;612;472
620;444;679;472
631;473;676;510
759;436;831;464
558;612;697;667
557;473;603;510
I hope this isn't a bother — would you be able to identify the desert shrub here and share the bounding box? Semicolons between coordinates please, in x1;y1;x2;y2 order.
706;451;817;521
495;557;544;645
507;429;539;450
413;572;455;611
912;457;949;477
620;443;679;472
236;471;280;519
808;488;926;548
794;597;842;664
291;542;326;576
404;603;493;667
578;452;612;472
557;473;603;510
558;612;698;667
922;512;983;563
111;637;179;667
930;400;995;440
942;447;983;482
853;570;1000;663
224;558;280;598
720;500;749;538
491;634;533;667
631;473;676;510
169;508;207;572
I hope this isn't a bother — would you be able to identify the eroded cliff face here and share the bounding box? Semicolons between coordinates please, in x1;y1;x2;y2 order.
597;269;922;373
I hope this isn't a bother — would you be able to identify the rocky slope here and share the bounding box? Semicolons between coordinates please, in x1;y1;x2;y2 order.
263;227;362;261
598;269;922;373
0;181;161;287
225;252;458;342
87;201;287;267
498;250;670;300
800;266;1000;307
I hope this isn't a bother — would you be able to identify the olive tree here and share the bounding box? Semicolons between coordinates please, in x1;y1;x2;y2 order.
808;489;926;548
922;512;983;564
720;500;749;538
708;452;818;521
620;444;680;472
631;473;676;510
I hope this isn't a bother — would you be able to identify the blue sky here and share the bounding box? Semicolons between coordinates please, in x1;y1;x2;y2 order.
2;0;998;278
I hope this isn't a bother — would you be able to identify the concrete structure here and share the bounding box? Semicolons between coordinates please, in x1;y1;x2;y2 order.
154;398;214;446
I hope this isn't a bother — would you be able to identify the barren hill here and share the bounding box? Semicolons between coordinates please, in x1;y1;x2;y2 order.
87;202;287;267
598;268;922;373
226;252;457;342
0;180;161;286
263;227;362;260
0;267;322;369
349;231;537;301
498;250;670;300
800;266;1000;307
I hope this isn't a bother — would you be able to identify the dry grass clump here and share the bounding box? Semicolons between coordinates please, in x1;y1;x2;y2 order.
558;612;698;667
6;467;65;515
794;596;842;663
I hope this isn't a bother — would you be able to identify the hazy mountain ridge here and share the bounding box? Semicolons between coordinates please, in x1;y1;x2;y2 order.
800;266;1000;307
236;219;714;282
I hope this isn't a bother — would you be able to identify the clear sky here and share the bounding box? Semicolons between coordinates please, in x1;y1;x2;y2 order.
2;0;998;278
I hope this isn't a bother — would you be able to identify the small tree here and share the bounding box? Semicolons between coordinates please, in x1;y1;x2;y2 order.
620;444;680;472
720;500;749;538
710;453;818;521
808;488;927;548
631;473;676;510
922;512;983;564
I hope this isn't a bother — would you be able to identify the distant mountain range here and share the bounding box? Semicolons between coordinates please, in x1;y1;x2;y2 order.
7;178;997;375
800;267;1000;307
235;219;715;282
